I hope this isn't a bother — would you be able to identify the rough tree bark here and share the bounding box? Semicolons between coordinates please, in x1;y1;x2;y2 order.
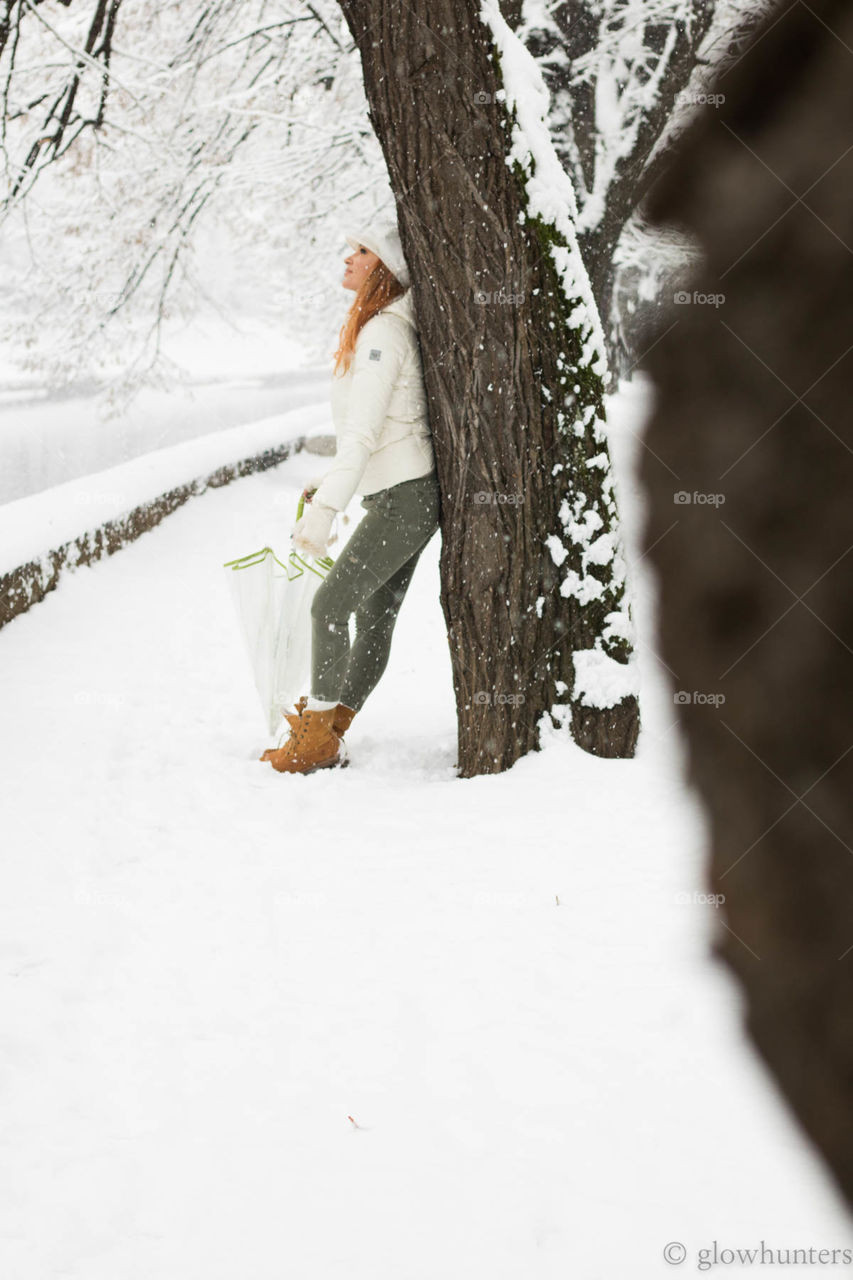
336;0;639;776
640;0;853;1212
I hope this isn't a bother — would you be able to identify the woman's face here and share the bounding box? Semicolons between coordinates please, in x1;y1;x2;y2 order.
343;243;380;292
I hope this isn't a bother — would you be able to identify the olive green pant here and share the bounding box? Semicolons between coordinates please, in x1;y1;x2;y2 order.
310;471;441;711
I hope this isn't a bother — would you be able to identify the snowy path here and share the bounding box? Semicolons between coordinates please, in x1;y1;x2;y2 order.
2;389;850;1278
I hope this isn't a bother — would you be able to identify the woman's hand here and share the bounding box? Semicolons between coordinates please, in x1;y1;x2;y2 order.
301;472;327;505
292;499;336;558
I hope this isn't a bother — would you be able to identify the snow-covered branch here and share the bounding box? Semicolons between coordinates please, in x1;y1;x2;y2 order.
0;0;392;395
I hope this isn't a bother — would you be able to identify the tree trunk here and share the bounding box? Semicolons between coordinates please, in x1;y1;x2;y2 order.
336;0;639;776
640;0;853;1212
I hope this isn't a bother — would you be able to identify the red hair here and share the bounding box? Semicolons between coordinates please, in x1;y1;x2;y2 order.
333;257;406;376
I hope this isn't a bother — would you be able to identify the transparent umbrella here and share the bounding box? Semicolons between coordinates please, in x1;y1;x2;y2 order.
223;494;335;735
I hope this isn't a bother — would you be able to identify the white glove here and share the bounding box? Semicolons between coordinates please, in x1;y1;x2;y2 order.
291;499;336;558
302;471;327;500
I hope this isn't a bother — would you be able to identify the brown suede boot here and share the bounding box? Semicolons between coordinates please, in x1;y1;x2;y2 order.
282;695;309;732
279;698;355;737
281;700;355;737
333;703;357;736
260;698;355;763
263;706;346;775
259;697;305;763
289;706;350;737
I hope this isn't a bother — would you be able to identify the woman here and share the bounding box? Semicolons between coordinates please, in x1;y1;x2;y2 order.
261;218;440;775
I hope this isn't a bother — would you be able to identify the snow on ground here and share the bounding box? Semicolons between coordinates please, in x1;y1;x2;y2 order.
2;379;851;1278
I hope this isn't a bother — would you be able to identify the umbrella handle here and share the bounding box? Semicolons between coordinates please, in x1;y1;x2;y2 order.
296;486;319;523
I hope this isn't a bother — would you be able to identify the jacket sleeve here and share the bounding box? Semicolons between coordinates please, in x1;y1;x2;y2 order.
311;315;408;513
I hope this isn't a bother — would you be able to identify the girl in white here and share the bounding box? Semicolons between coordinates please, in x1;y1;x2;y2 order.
262;218;440;775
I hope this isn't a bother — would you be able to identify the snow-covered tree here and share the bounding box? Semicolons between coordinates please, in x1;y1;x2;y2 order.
0;0;390;392
519;0;777;367
0;0;770;774
336;0;639;772
0;0;773;390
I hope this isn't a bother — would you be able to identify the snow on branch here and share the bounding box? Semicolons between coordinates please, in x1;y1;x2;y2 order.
481;0;639;713
0;0;391;396
480;0;608;379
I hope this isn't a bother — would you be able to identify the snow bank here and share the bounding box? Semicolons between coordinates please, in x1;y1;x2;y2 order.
0;404;330;629
0;406;326;577
0;368;331;504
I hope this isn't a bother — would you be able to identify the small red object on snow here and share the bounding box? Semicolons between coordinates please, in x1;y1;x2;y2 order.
347;1115;360;1128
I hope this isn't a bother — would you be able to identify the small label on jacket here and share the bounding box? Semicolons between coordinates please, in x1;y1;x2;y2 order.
369;348;382;361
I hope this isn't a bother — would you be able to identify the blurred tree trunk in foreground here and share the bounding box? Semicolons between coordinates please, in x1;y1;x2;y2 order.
640;0;853;1212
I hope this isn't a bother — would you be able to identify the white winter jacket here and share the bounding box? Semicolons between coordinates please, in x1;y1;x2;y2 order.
311;289;436;513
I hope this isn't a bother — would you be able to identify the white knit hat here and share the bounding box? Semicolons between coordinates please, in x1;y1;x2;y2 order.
345;218;410;288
